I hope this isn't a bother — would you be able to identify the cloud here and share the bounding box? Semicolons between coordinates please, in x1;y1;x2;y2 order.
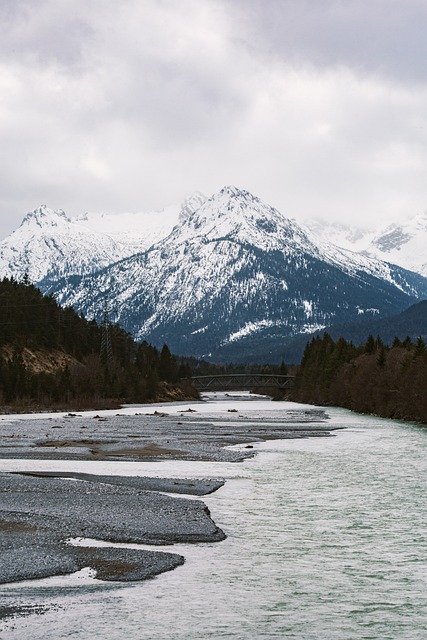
1;0;427;238
227;0;427;83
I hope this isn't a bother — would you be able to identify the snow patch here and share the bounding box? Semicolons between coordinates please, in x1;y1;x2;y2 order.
303;300;313;318
356;307;380;315
226;320;285;343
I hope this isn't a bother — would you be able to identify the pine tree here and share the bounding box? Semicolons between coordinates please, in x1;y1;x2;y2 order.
364;335;376;354
377;344;386;368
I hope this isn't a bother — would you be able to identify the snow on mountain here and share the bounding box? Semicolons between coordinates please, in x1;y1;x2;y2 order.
302;218;374;252
75;205;179;255
48;186;427;359
3;188;427;361
178;191;207;222
0;205;125;283
303;212;427;278
75;192;207;252
363;211;427;277
0;193;206;284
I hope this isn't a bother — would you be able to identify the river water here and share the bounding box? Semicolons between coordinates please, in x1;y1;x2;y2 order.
1;393;427;639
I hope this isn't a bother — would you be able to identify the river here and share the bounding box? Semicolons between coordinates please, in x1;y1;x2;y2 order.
1;393;427;639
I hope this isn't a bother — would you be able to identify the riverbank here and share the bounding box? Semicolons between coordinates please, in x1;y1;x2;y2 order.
0;395;334;590
0;381;200;415
290;335;427;425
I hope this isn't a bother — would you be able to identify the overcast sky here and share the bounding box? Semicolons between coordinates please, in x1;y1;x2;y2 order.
1;0;427;239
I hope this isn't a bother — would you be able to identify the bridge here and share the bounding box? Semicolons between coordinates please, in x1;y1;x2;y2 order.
186;373;295;392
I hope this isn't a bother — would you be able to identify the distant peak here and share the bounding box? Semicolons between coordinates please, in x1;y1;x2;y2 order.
216;185;261;204
219;185;244;196
21;205;70;227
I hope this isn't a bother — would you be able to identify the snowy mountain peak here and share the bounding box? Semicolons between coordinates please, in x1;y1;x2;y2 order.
174;185;314;256
303;209;427;277
220;184;260;198
21;204;70;227
362;210;427;275
219;184;243;196
0;204;125;284
217;185;264;206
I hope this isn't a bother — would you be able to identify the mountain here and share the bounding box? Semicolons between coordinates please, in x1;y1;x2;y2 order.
301;218;373;252
0;194;206;284
44;186;427;360
303;211;427;278
0;205;127;283
364;212;427;277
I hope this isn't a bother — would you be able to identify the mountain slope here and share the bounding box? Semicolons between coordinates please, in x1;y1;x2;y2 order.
0;205;126;283
0;194;206;284
47;186;427;359
303;211;427;278
283;298;427;360
363;212;427;277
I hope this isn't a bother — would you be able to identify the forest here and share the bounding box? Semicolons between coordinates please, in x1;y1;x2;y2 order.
291;332;427;424
3;276;427;422
0;277;193;411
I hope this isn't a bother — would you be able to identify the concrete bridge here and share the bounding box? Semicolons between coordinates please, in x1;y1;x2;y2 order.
187;373;295;392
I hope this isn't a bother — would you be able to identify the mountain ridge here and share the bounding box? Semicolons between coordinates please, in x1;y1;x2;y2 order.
2;186;427;362
42;186;427;359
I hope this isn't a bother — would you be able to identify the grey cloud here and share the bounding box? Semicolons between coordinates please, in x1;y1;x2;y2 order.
227;0;427;83
0;0;94;68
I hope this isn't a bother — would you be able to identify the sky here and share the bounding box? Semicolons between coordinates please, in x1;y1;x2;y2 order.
1;0;427;239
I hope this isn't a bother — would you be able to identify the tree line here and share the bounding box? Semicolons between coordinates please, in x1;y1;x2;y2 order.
291;332;427;423
0;277;192;410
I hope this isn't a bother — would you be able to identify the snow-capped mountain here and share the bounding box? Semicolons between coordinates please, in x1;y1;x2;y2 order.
364;212;427;277
0;194;205;284
74;192;206;254
0;205;125;283
303;211;427;277
302;218;373;252
46;186;427;359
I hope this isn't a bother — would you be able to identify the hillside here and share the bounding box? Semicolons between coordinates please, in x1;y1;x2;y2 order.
275;299;427;364
0;277;193;411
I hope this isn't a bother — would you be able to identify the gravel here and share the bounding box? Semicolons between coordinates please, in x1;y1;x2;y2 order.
0;403;333;586
0;472;221;585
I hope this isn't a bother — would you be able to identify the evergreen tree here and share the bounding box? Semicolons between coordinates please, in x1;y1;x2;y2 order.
159;344;179;382
377;344;386;368
415;336;426;356
364;335;376;354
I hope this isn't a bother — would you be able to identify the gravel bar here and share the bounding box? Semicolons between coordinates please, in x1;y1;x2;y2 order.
0;472;223;585
0;403;334;587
